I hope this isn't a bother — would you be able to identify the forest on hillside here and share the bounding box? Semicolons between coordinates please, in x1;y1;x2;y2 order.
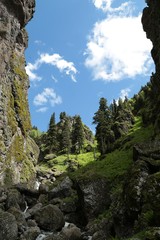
31;77;157;161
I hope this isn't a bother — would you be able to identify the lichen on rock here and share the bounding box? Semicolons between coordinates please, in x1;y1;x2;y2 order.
0;0;39;186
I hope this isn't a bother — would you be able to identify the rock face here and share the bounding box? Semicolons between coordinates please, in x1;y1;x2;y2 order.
77;178;111;221
0;0;39;185
142;0;160;130
142;0;160;73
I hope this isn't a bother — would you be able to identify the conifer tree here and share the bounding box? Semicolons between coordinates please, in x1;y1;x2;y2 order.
93;98;115;155
57;112;67;152
61;116;71;157
72;115;84;154
47;112;58;153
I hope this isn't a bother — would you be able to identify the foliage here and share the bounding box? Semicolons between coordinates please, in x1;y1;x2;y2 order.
33;112;94;159
93;97;134;155
93;98;114;155
71;115;85;153
47;113;58;153
71;116;153;181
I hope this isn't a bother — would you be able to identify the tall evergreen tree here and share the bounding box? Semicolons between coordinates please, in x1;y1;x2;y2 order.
61;116;71;158
72;115;84;154
93;98;115;155
57;112;67;152
111;97;134;139
47;112;58;153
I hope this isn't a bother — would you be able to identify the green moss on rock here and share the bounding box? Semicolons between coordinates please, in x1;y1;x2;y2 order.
13;78;31;136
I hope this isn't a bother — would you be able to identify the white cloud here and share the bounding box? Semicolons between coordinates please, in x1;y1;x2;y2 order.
25;62;42;82
26;53;77;83
85;1;153;82
92;0;134;14
34;40;46;46
119;88;131;101
51;75;58;83
39;53;77;82
93;0;112;11
33;88;62;111
36;107;48;113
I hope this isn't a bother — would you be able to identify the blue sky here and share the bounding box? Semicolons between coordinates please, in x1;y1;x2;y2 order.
25;0;154;132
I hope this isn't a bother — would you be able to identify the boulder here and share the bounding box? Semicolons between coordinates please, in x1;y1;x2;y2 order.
49;176;73;200
27;203;43;217
76;178;111;220
21;226;41;240
34;204;65;231
0;210;18;240
44;224;82;240
6;188;26;210
62;223;82;240
8;207;27;232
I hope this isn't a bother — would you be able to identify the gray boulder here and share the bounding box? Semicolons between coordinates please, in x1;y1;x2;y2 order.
76;178;111;220
62;223;82;240
0;210;18;240
49;176;73;200
34;204;65;231
21;226;41;240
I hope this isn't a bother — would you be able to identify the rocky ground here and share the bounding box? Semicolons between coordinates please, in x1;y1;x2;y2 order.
1;141;160;240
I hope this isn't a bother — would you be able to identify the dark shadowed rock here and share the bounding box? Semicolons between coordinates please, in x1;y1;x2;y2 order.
6;188;26;210
44;223;82;240
8;207;27;232
0;210;18;240
61;223;82;240
49;176;73;200
76;178;111;220
34;204;65;231
21;226;41;240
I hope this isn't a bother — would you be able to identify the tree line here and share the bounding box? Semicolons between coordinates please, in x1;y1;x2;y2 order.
31;112;94;158
93;97;134;155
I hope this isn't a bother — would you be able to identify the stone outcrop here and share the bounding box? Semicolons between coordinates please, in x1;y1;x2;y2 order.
142;0;160;73
76;178;111;221
142;0;160;130
0;0;39;185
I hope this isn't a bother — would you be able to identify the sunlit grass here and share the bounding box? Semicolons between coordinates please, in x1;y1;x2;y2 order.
38;116;154;182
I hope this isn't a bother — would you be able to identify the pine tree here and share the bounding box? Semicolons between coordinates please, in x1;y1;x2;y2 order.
61;116;71;158
93;98;115;155
57;112;67;153
111;97;134;139
72;115;84;154
47;112;58;153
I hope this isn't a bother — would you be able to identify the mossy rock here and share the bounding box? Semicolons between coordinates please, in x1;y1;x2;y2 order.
3;133;38;186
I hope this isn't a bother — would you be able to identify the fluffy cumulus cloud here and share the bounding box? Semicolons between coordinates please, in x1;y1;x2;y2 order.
85;0;153;82
26;53;77;83
33;88;62;112
119;88;131;100
39;53;77;82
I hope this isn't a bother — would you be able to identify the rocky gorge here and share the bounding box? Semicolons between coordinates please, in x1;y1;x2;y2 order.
1;0;160;240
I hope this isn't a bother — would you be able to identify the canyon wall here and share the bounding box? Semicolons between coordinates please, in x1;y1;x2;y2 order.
0;0;39;185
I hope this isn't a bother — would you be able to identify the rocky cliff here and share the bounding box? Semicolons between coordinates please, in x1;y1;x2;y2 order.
142;0;160;130
142;0;160;74
0;0;39;185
